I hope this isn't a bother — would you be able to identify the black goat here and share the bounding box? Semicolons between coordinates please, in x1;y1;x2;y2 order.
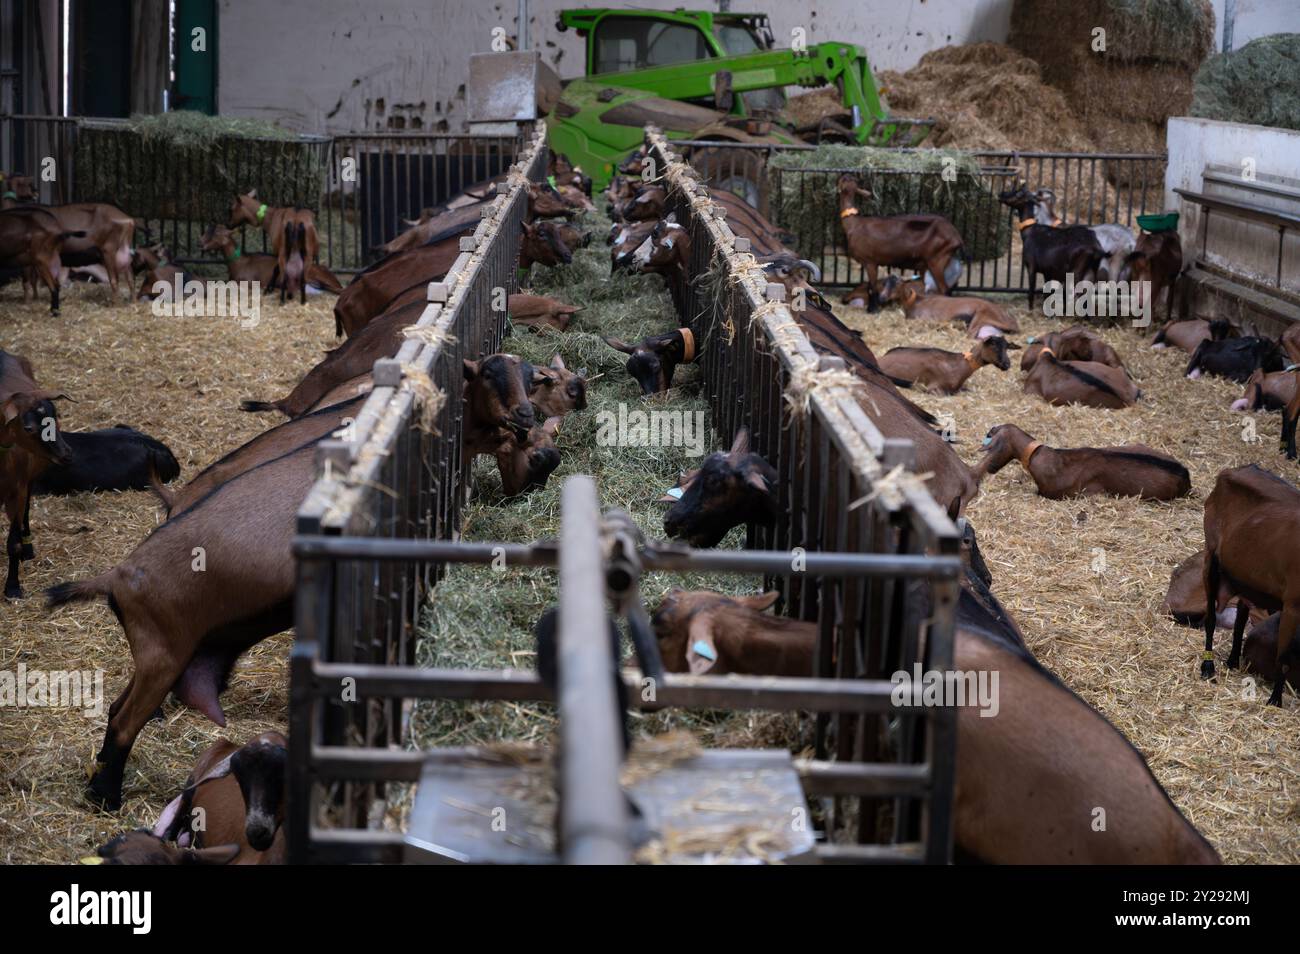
33;426;179;495
998;185;1104;310
1185;336;1285;384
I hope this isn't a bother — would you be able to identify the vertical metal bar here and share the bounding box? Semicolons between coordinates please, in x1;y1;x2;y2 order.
557;476;631;865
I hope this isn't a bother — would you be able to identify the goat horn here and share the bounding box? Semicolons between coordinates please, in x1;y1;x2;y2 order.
798;259;822;282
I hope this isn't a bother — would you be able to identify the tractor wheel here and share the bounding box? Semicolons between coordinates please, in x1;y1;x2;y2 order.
689;146;767;210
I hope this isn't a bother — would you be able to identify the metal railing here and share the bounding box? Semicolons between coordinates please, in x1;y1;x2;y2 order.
0;114;521;275
288;123;549;862
676;139;1167;293
648;127;961;858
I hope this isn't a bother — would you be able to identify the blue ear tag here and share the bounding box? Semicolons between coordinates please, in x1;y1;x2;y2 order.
665;487;684;499
1026;336;1036;344
982;436;992;446
691;640;717;661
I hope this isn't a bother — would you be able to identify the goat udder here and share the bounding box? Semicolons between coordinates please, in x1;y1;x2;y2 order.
172;653;232;726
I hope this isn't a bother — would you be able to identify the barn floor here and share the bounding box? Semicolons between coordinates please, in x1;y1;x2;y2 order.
1;259;1297;864
0;282;333;863
832;297;1300;865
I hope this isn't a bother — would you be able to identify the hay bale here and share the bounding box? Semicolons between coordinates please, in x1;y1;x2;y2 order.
73;111;327;221
768;144;1011;262
875;43;1096;152
1191;33;1300;131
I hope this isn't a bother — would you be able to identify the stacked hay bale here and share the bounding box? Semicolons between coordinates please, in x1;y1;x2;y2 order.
1009;0;1215;189
1191;33;1300;131
874;43;1096;153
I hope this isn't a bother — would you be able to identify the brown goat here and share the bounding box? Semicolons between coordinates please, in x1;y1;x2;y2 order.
973;423;1190;500
837;173;964;309
661;429;777;548
1231;367;1296;412
524;354;587;418
497;415;563;497
462;354;539;457
0;206;78;314
1020;326;1126;373
132;244;186;300
1161;549;1269;630
1201;464;1300;705
39;202;136;300
1023;348;1140;409
1283;324;1300;367
1240;614;1300;695
1118;229;1183;324
603;328;697;396
152;731;288;864
650;586;1219;863
1;349;72;597
520;220;575;269
92;830;238;865
885;280;1019;339
228;191;320;291
878;337;1015;395
509;293;582;332
334;243;459;338
1150;317;1232;354
46;442;316;809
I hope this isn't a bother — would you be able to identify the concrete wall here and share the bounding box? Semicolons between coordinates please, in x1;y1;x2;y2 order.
1165;116;1300;319
215;0;1014;135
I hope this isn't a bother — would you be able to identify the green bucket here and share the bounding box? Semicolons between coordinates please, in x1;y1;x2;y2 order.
1137;212;1180;233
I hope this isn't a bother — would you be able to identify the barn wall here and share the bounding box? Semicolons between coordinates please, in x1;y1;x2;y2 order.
1166;116;1300;306
214;0;1013;135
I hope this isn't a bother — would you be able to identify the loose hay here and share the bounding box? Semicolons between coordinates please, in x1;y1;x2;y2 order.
0;281;337;863
1192;33;1300;132
836;294;1300;864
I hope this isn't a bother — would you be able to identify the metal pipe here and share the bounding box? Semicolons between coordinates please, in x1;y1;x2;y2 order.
557;477;631;864
518;0;529;50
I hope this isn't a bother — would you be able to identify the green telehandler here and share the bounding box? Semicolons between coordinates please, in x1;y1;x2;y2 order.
546;7;933;196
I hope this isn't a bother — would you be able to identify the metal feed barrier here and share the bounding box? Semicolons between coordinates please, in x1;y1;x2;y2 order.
675;139;1167;293
0;114;521;275
285;119;961;864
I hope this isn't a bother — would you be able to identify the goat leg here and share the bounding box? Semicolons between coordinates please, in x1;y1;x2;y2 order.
1269;607;1300;707
20;494;33;560
1226;600;1250;670
90;650;187;810
864;263;881;313
1201;553;1221;679
4;501;23;599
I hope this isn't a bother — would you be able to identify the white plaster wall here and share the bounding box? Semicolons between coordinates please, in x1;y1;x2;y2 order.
1165;116;1300;296
215;0;1014;135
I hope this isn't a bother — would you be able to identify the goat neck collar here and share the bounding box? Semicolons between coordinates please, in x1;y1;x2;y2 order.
677;327;696;363
1016;217;1037;232
227;246;242;262
839;206;859;219
1050;217;1063;226
256;202;268;222
1019;440;1044;470
962;350;980;370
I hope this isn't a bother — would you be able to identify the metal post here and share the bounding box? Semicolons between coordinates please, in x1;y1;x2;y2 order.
557;476;632;864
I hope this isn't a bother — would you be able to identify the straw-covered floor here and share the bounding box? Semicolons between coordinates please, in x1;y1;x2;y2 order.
832;295;1300;865
0;281;337;863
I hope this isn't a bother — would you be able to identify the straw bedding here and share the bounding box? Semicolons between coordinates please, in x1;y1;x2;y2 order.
0;281;337;863
834;295;1300;865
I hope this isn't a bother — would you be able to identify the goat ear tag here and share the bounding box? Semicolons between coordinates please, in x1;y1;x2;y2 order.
664;486;684;500
691;640;717;662
982;437;992;446
78;855;105;865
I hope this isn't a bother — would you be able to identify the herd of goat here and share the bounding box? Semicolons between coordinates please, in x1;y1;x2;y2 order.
1;142;1298;865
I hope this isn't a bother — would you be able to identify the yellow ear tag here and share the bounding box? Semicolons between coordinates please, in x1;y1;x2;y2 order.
79;855;105;865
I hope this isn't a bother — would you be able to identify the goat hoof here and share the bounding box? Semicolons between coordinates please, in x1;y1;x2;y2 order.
1200;659;1216;679
4;583;22;600
86;780;123;813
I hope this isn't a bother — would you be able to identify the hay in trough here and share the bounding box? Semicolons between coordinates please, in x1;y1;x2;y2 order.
0;281;338;863
768;144;1011;263
409;206;803;759
834;292;1300;864
1191;33;1300;132
74;112;327;222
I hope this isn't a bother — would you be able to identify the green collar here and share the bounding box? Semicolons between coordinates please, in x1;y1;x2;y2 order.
1;192;15;200
546;175;557;189
227;247;243;262
256;203;268;222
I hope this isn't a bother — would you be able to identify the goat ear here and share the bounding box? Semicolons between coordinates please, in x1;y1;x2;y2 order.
531;369;553;387
602;336;635;355
550;353;567;372
735;590;780;612
1;399;18;424
463;359;480;380
728;428;751;456
247;189;257;199
542;415;563;438
686;616;720;675
1005;340;1022;350
185;843;240;866
744;469;770;495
